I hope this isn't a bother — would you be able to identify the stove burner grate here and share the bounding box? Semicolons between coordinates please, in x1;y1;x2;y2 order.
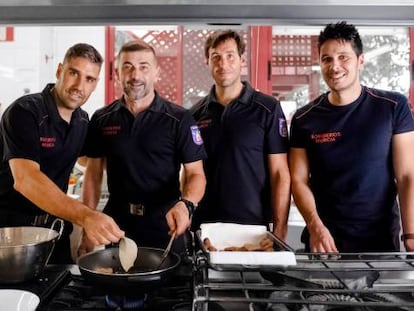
194;252;414;311
105;294;148;309
40;261;194;310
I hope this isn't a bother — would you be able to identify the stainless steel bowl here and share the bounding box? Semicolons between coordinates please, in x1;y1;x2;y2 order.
0;219;63;283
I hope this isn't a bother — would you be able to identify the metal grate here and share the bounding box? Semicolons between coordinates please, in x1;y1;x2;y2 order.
193;252;414;310
141;29;181;104
273;35;312;66
272;35;317;78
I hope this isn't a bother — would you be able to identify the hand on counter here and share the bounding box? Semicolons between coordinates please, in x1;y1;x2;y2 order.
309;224;338;253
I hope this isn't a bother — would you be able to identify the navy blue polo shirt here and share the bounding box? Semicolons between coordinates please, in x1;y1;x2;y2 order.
190;81;289;228
85;92;206;208
290;86;414;239
0;83;89;216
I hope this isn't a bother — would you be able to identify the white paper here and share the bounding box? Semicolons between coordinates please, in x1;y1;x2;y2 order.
200;222;296;266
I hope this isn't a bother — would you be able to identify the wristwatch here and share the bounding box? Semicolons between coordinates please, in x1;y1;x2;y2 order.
401;233;414;241
180;198;196;218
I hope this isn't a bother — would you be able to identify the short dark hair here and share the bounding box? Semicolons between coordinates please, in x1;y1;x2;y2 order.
63;43;103;66
204;29;246;59
118;40;157;58
318;21;363;56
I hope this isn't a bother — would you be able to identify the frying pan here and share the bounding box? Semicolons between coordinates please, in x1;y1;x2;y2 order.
77;246;180;294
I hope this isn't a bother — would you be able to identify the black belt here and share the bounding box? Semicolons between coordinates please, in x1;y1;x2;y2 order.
128;199;179;217
129;203;146;216
105;196;178;219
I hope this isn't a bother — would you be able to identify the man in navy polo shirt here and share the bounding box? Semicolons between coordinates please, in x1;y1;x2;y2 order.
190;30;291;240
0;43;124;264
290;21;414;253
81;40;206;256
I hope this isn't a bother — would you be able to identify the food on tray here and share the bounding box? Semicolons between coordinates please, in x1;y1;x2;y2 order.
200;223;296;266
94;267;114;274
203;238;218;251
259;236;274;250
203;236;274;252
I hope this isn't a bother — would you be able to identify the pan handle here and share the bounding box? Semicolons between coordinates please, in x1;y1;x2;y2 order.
50;218;65;240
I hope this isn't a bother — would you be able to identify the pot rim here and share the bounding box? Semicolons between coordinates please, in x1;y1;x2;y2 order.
0;226;59;248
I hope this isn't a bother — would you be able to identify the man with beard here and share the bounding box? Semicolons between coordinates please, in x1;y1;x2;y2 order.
290;21;414;253
0;43;124;264
80;40;206;256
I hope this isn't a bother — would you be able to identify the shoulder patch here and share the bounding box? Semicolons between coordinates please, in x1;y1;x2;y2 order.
279;118;288;137
190;125;204;145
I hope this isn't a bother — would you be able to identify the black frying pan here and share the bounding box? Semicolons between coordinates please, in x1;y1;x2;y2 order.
77;247;180;293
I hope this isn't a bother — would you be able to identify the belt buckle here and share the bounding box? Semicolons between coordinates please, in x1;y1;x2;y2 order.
129;203;145;216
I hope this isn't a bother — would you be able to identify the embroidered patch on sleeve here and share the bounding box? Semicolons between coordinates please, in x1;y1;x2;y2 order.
190;125;204;145
279;118;288;137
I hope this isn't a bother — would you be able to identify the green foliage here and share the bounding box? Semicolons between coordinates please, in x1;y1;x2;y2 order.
361;34;409;95
287;33;409;111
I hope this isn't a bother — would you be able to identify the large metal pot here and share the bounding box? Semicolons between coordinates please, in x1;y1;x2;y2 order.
0;219;63;283
77;246;180;294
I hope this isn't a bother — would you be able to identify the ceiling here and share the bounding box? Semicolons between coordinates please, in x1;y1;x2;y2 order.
1;0;414;26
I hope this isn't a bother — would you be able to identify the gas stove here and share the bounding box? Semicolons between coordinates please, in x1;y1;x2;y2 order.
43;271;192;310
0;259;193;311
193;252;414;311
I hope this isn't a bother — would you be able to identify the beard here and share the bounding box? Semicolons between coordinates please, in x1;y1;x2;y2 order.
123;80;149;101
55;87;86;111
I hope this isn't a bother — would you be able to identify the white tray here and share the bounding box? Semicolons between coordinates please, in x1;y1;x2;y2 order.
198;223;296;270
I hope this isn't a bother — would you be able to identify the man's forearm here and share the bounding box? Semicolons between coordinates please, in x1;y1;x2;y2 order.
291;182;323;231
82;157;105;210
398;178;414;236
13;166;95;226
271;175;291;239
181;172;206;203
82;173;103;210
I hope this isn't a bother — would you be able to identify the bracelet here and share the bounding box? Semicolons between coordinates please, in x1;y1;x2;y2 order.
179;198;196;218
401;233;414;241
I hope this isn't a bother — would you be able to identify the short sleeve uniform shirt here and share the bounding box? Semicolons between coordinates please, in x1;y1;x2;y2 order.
191;82;289;227
0;83;89;217
290;86;414;238
85;92;206;208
